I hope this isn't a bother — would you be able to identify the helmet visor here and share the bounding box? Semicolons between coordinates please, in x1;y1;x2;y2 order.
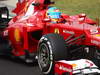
48;12;61;19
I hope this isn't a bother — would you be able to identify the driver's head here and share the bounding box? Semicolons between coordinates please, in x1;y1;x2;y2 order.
47;7;61;19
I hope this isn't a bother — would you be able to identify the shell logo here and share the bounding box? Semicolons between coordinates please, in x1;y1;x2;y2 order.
54;28;59;34
14;28;20;42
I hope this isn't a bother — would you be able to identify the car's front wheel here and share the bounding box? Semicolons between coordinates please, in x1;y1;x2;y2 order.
37;33;68;75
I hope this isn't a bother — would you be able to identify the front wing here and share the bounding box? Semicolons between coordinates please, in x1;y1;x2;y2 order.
54;59;100;75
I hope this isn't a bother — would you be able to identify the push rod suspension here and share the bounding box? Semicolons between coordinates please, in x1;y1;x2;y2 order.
65;34;85;44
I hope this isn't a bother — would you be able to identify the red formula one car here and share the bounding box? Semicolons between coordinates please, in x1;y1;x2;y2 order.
0;0;100;75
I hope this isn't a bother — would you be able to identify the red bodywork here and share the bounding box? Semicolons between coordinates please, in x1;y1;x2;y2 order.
55;61;73;75
2;0;98;57
0;0;100;75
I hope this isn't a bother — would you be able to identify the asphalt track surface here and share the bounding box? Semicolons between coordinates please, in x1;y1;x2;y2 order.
0;56;41;75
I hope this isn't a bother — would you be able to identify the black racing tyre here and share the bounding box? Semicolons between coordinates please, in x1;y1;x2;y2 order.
38;33;68;75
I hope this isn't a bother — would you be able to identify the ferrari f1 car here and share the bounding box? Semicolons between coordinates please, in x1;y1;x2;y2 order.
0;0;100;75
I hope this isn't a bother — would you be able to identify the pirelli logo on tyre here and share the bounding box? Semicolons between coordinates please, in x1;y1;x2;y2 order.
54;28;59;34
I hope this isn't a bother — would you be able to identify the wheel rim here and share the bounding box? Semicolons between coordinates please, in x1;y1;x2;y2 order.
40;43;49;68
38;43;53;74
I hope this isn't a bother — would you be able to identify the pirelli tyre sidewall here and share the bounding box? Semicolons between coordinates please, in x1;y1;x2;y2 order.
38;33;67;75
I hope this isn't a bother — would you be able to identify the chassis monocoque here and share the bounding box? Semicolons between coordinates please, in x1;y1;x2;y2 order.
0;0;100;75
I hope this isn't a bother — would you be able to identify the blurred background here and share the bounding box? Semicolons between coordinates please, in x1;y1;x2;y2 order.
0;0;17;16
0;0;100;19
0;0;17;7
54;0;100;19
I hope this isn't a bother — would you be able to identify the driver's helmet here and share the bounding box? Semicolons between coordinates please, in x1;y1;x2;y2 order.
47;7;61;19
